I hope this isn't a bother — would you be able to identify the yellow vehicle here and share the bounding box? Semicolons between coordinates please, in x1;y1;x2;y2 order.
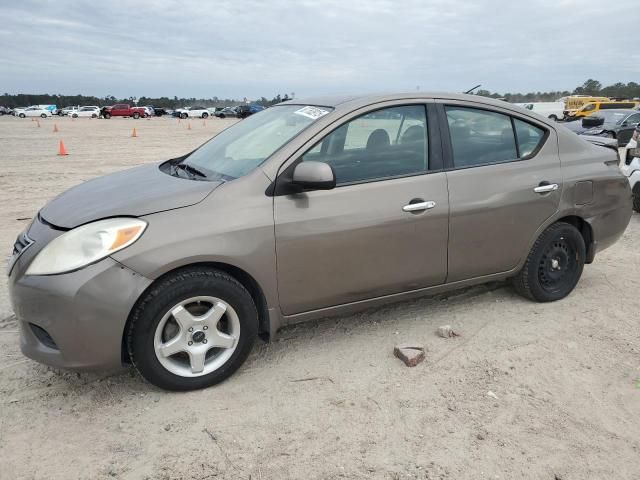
564;96;611;114
568;100;640;119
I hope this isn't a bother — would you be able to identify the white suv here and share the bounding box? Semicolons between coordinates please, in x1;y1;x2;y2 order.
618;126;640;212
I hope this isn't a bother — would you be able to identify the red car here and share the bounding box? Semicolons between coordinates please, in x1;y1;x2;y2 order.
101;104;148;119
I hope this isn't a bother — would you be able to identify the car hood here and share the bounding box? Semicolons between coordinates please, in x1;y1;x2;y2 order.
40;162;222;229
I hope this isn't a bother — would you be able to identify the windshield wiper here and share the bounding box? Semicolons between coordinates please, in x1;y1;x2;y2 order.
173;162;207;179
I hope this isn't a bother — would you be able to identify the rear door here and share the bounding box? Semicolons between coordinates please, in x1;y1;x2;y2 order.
273;102;449;315
439;101;561;282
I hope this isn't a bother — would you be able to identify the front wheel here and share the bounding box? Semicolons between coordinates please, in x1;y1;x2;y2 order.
548;114;558;121
133;112;140;119
41;113;47;118
180;113;188;119
513;222;585;302
103;112;111;119
127;268;258;391
19;113;25;118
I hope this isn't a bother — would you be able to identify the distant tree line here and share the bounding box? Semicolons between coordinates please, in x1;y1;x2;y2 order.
474;79;640;103
0;92;295;108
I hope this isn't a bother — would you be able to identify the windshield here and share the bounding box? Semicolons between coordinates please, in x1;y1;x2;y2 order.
185;105;332;179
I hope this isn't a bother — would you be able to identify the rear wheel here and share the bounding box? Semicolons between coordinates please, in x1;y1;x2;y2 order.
19;113;25;118
133;112;140;119
40;113;47;118
127;268;258;391
103;112;111;119
548;114;558;121
513;222;585;302
180;113;188;119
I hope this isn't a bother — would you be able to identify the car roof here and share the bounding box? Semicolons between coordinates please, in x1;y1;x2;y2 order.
594;109;637;114
281;92;529;114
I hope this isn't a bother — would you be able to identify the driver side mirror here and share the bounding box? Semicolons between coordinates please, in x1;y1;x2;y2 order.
291;161;336;191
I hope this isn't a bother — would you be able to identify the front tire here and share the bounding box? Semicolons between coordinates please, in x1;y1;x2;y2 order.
548;114;558;121
41;113;47;118
19;113;25;118
513;222;585;302
103;112;111;119
127;268;258;391
133;112;140;119
180;113;188;119
202;112;209;119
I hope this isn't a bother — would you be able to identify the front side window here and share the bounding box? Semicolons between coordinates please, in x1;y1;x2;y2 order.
185;104;332;180
301;105;428;185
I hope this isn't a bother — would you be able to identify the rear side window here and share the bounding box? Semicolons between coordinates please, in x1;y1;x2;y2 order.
513;119;545;157
445;107;517;167
445;106;545;168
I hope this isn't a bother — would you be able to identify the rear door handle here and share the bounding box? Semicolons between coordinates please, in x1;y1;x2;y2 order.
402;201;436;212
533;183;559;194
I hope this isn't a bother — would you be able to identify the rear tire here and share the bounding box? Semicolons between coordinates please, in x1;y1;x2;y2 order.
633;192;640;213
133;112;140;119
548;114;558;121
513;222;585;302
19;113;25;118
180;113;188;119
104;112;111;119
127;267;258;391
202;112;209;118
41;113;47;118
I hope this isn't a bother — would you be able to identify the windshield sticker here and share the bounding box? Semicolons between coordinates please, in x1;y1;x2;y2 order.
294;106;330;120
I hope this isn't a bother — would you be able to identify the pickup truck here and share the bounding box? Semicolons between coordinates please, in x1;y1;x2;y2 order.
101;104;148;119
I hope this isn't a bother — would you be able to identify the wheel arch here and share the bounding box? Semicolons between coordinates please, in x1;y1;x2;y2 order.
554;215;595;264
121;261;271;364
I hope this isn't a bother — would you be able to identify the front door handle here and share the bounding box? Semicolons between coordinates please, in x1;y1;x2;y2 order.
533;182;559;194
402;201;436;212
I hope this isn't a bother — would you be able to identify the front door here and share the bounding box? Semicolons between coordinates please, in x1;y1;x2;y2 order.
273;103;449;316
440;102;562;282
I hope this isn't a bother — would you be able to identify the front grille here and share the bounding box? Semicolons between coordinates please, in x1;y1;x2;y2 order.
30;323;59;350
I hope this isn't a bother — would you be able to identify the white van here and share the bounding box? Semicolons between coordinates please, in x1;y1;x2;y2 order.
523;102;565;121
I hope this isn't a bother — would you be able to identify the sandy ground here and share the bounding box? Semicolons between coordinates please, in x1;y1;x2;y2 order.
0;115;639;480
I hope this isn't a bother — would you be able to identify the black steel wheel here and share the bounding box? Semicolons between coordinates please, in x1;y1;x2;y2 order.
513;222;586;302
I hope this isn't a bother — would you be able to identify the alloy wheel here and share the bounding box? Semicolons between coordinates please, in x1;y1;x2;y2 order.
153;296;240;377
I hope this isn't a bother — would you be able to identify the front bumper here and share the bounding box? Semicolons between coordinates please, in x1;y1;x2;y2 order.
8;218;153;370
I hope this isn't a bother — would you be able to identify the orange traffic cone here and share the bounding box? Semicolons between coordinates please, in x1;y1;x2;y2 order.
53;124;59;133
57;140;68;156
131;127;137;138
187;122;192;130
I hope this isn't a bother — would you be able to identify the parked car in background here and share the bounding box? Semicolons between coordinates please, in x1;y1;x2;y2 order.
16;106;53;118
71;106;101;118
566;100;640;120
147;107;168;116
236;104;265;119
523;102;565;121
562;109;640;146
7;93;632;391
214;106;238;118
618;126;640;212
59;106;79;116
0;106;12;115
101;104;148;119
12;107;28;116
175;106;211;119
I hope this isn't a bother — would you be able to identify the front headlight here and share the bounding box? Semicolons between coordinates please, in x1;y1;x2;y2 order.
26;218;147;275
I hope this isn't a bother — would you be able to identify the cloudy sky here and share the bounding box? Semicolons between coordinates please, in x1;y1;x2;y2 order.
0;0;638;99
